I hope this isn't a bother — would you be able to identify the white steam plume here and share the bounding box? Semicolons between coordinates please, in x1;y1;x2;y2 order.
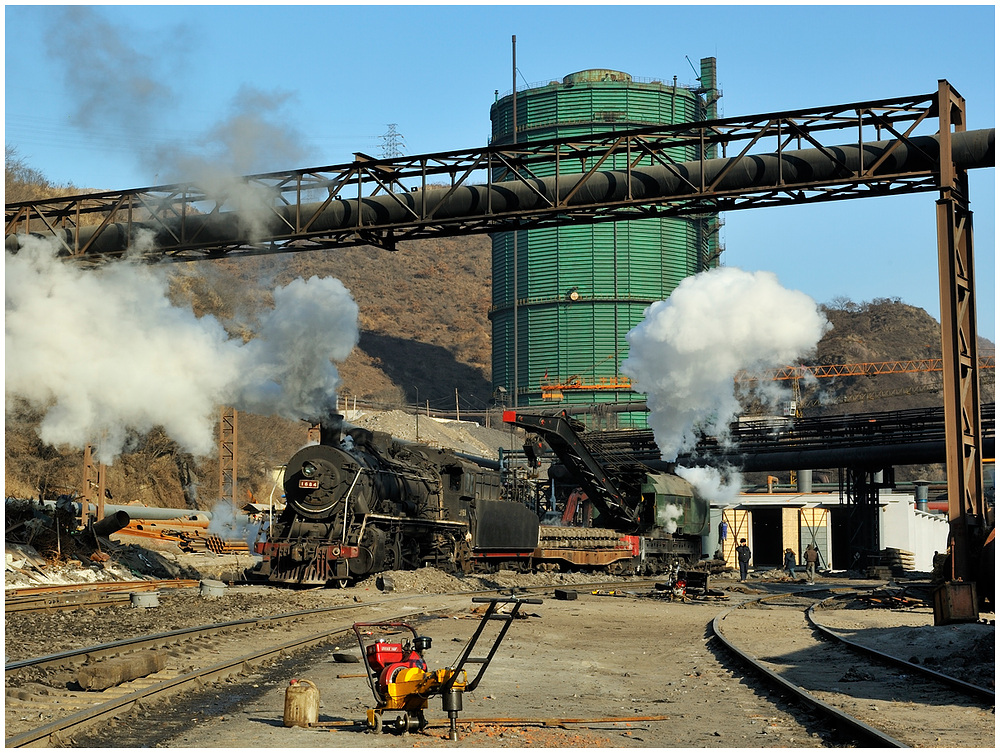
5;238;359;464
676;465;743;506
622;267;830;461
656;502;685;534
235;275;358;418
207;500;262;550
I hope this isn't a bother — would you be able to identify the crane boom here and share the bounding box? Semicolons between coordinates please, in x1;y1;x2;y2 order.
502;410;641;530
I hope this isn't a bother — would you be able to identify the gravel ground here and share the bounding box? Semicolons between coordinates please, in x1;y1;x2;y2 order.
6;553;994;748
3;557;626;663
813;600;995;689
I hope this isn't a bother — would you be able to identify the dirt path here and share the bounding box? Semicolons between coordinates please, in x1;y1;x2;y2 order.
9;559;994;749
124;593;835;748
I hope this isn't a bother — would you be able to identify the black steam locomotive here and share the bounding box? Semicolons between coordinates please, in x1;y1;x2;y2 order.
248;413;710;588
249;416;540;587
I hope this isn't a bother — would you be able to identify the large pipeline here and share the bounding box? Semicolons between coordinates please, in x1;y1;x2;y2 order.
90;510;132;538
5;129;994;257
78;502;213;521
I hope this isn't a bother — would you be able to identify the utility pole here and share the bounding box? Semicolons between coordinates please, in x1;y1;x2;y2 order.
81;445;106;528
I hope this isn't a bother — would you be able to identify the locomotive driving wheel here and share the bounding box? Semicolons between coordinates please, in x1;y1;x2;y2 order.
400;539;421;570
386;536;403;571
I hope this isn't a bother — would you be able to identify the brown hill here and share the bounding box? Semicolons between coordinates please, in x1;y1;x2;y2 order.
803;298;995;416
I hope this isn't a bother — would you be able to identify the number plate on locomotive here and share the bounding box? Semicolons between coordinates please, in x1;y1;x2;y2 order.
298;480;320;488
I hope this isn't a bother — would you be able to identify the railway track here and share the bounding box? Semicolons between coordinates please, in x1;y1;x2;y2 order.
6;579;658;747
9;578;992;748
4;591;482;748
5;580;201;614
712;589;995;747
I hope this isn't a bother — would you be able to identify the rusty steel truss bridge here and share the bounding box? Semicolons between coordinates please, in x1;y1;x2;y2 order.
5;81;994;585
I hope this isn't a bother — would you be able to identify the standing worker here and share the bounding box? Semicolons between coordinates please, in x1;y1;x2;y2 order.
736;538;752;582
804;544;819;584
783;548;797;579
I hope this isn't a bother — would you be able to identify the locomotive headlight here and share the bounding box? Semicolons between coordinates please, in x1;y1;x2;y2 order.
301;461;317;478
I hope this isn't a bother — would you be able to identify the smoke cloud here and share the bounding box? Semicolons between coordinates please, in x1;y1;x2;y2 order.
44;6;173;136
10;10;352;467
622;267;830;462
43;7;309;244
207;500;263;550
655;502;685;534
5;237;359;464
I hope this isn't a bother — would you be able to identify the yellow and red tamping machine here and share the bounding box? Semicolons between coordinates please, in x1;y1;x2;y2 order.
352;595;541;741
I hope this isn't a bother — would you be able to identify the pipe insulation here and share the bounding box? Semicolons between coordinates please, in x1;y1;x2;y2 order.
5;129;994;257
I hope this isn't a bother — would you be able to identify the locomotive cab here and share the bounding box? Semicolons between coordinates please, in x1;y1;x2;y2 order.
641;472;709;537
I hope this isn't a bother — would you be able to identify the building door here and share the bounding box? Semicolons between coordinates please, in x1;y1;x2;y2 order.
829;506;853;570
798;508;829;570
751;508;782;568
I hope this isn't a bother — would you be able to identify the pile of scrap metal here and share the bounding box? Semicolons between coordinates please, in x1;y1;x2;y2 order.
856;587;926;610
5;496;88;560
5;541;50;579
118;518;249;554
5;497;117;582
5;497;248;560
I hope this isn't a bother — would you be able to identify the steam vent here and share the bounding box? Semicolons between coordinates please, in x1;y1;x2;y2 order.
489;60;721;427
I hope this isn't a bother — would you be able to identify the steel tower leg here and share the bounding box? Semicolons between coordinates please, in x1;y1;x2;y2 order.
219;407;238;509
935;82;986;588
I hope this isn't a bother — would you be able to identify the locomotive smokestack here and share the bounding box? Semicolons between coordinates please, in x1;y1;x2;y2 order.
318;411;345;446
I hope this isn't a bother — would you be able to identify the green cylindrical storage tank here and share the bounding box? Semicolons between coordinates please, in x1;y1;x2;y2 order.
489;61;721;427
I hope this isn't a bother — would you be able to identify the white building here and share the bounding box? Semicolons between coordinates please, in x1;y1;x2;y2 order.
707;490;949;574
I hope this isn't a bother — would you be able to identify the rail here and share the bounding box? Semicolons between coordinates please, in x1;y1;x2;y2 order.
711;588;994;747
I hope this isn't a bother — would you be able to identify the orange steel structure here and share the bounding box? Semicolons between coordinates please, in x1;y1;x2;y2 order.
735;356;995;383
539;356;995;394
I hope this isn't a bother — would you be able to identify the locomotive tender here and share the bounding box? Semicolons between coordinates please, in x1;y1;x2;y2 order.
249;412;709;587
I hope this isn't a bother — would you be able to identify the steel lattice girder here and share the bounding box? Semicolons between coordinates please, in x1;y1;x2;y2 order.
5;88;994;262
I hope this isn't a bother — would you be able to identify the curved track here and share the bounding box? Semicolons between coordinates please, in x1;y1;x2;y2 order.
712;589;994;747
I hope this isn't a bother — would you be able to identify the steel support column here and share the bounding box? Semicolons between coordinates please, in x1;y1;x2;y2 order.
843;467;882;572
81;444;106;527
219;407;238;510
935;81;986;583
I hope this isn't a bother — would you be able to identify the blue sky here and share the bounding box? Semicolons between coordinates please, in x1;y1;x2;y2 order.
5;3;996;341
